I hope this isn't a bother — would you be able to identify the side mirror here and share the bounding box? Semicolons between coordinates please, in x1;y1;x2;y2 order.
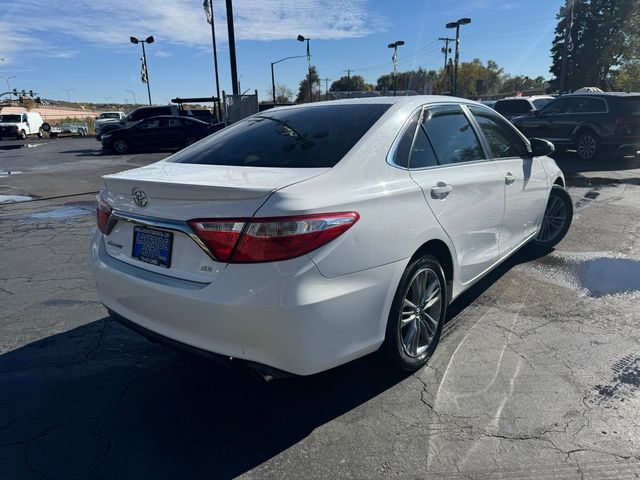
530;138;554;157
41;123;51;132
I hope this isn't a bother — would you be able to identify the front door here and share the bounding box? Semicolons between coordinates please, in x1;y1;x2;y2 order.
468;106;549;254
407;104;505;285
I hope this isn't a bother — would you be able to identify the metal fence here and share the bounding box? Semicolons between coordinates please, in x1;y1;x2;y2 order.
223;90;259;124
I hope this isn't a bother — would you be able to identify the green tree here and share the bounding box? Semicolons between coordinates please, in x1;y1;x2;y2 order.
499;75;547;94
455;59;504;97
330;75;373;92
550;0;640;92
375;68;438;94
612;62;640;91
295;66;321;103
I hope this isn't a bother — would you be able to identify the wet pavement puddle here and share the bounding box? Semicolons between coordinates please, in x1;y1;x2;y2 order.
0;194;33;203
30;206;92;219
520;252;640;298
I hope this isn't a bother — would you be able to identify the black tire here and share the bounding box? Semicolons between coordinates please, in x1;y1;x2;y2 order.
37;128;43;139
385;255;447;372
18;130;26;140
576;130;599;161
530;185;573;250
113;138;129;154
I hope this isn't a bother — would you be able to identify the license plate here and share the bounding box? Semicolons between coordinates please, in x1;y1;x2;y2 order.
132;226;173;268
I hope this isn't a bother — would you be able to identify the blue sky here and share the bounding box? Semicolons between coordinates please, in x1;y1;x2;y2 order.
0;0;563;104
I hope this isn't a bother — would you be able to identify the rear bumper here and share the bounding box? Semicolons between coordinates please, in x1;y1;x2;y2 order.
89;232;404;376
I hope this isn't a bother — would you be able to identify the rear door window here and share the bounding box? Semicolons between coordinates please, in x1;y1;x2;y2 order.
568;97;607;113
171;104;391;168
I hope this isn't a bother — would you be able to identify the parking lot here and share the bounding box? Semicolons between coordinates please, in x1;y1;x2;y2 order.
1;137;639;479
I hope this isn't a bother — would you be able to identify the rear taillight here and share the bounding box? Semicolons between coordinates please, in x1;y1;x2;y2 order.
614;115;640;125
188;219;246;262
188;212;359;263
96;193;113;234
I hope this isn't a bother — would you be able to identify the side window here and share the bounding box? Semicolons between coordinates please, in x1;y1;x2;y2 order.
570;97;607;113
470;107;528;158
392;112;419;168
409;124;438;168
137;119;161;129
542;98;569;115
422;107;485;165
168;118;182;127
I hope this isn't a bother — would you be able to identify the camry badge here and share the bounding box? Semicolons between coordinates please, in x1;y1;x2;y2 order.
133;189;148;207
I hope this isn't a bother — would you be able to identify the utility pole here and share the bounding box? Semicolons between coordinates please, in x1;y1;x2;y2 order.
438;37;455;70
344;69;351;97
321;78;331;100
388;41;405;96
559;0;575;94
204;0;221;101
226;0;239;95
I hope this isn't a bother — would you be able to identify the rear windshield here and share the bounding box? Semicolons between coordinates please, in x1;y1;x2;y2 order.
170;104;391;168
494;99;533;114
616;97;640;114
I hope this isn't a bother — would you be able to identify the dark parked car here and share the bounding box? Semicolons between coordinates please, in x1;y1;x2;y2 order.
101;116;219;154
494;96;555;121
512;92;640;161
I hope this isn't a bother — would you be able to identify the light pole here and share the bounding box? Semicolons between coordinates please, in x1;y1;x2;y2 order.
0;76;16;91
387;40;405;96
60;88;74;103
297;35;312;102
446;18;471;96
225;0;239;95
203;0;221;100
130;35;154;105
271;55;306;104
126;89;137;105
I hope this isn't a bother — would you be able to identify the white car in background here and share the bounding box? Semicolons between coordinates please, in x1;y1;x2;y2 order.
89;97;572;378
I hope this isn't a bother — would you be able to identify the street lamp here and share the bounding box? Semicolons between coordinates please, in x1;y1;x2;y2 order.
60;88;74;103
446;17;471;96
0;76;16;91
126;89;137;105
130;35;154;105
271;55;306;104
297;35;312;102
387;40;405;96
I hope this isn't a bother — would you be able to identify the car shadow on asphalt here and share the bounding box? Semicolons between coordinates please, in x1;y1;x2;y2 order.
552;151;640;177
0;247;551;480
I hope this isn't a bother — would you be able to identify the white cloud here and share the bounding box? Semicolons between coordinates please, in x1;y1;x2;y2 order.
0;0;386;60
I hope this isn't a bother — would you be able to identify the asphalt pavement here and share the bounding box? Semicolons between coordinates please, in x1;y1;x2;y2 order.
1;137;639;479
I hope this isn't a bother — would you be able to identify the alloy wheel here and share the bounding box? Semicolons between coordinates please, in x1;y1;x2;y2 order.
113;139;128;154
399;267;443;358
536;194;568;244
578;134;596;160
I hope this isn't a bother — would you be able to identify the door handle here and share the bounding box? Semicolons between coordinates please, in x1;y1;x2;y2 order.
430;182;452;199
505;173;516;185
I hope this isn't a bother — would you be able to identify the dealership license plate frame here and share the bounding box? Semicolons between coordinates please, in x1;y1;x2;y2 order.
131;225;173;268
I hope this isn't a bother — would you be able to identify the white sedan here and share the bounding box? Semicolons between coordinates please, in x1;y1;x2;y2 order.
89;97;572;377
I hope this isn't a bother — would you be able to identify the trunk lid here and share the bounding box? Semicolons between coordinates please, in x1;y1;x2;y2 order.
100;161;329;282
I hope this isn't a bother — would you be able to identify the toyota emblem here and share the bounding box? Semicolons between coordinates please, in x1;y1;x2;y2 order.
133;189;148;207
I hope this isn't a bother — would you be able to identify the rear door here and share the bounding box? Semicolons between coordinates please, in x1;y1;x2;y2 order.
128;118;166;148
406;104;505;285
468;105;549;253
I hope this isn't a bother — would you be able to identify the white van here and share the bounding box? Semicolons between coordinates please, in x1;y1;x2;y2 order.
0;112;48;140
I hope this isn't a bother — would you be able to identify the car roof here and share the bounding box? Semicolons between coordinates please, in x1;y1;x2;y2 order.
267;95;481;114
565;92;640;98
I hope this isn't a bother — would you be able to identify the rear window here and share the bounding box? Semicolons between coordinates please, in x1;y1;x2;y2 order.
616;97;640;114
170;104;391;168
494;99;533;114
